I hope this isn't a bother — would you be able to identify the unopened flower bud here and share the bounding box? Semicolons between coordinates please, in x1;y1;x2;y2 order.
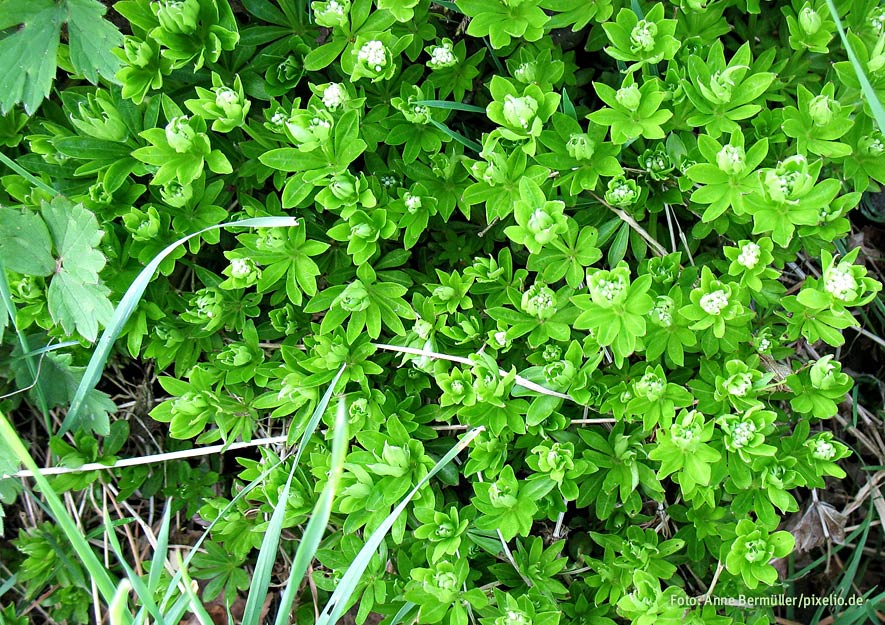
502;94;539;130
615;83;642;111
165;116;196;153
799;6;822;35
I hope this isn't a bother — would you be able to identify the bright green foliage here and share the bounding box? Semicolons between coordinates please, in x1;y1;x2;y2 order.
724;519;795;589
682;41;775;137
588;76;673;144
1;0;885;622
602;4;679;73
572;264;653;365
504;178;568;253
686;131;768;222
650;409;721;498
472;465;553;540
457;0;549;49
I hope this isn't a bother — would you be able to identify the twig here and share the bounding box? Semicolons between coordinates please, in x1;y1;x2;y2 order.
848;325;885;350
478;217;499;237
7;434;290;478
698;560;725;605
373;343;573;401
590;191;668;257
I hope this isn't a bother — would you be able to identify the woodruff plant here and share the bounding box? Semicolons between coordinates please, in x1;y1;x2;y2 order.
0;0;884;623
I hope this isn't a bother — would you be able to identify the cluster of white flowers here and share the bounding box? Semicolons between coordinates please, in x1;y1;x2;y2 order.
310;116;331;132
404;193;422;213
757;337;771;352
737;242;761;269
864;135;885;156
496;610;530;625
824;263;858;301
428;44;456;68
527;287;555;312
813;439;836;461
671;424;697;448
636;371;665;399
322;83;345;109
870;8;885;33
502;94;538;129
215;87;239;108
699;289;729;315
527;207;554;233
595;276;626;303
358;40;387;72
191;292;219;319
230;258;256;279
773;168;802;197
651;299;673;327
411;103;431;121
321;0;346;15
269;110;287;129
607;182;635;205
165;115;195;152
729;419;757;449
717;144;746;174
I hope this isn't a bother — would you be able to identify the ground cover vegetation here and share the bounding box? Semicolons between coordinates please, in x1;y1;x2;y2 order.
1;0;885;623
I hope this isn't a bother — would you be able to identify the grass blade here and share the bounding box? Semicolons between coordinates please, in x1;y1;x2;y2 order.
0;150;56;195
561;88;576;120
241;449;301;624
273;397;349;625
60;215;299;435
103;514;165;625
433;0;460;10
413;100;486;114
176;554;216;625
243;366;347;623
429;119;482;153
0;408;118;603
109;579;134;625
388;601;418;625
315;426;485;625
15;340;80;358
148;501;173;593
823;0;885;132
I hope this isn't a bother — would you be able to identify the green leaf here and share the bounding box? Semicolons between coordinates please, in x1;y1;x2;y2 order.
41;198;114;341
64;0;123;85
9;350;116;435
0;207;55;276
0;0;122;115
0;0;63;114
303;38;348;71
